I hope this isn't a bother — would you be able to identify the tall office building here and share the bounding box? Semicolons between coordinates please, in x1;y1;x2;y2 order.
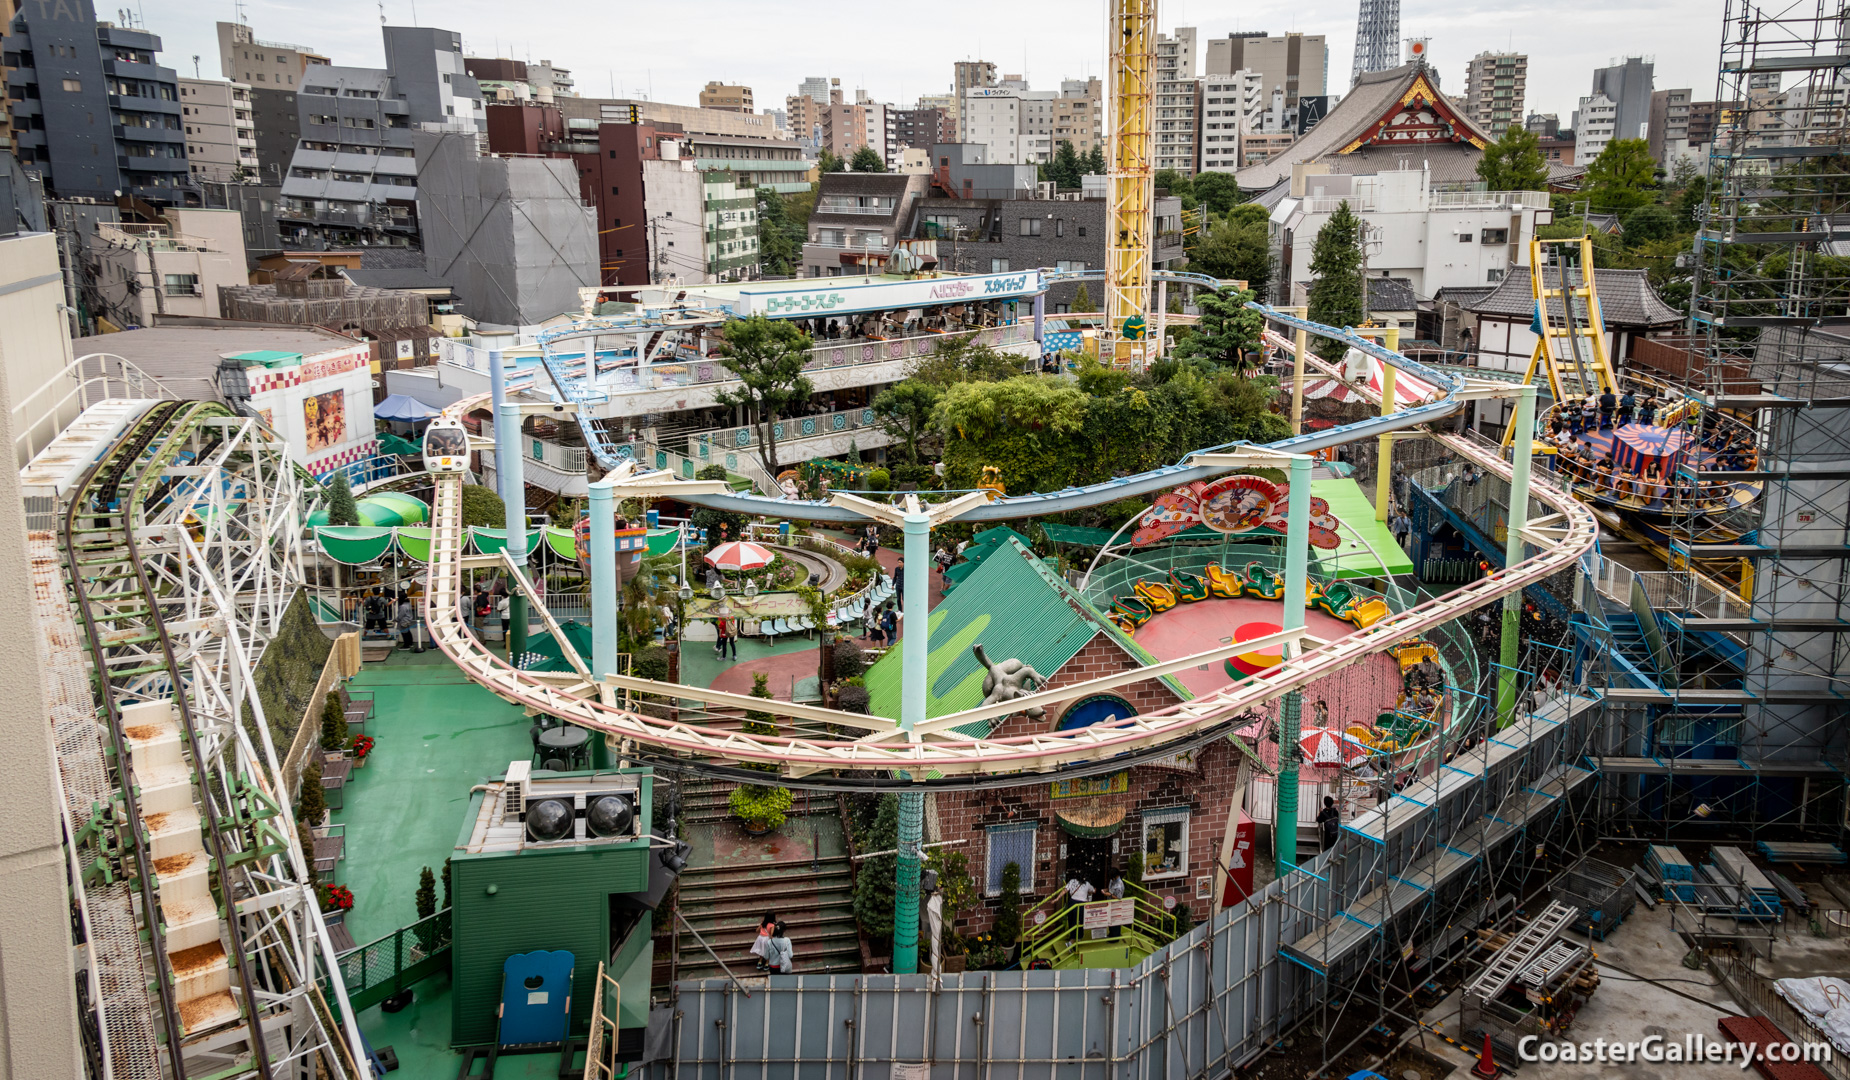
1590;56;1656;144
1198;71;1264;173
1205;31;1327;116
1460;52;1527;137
797;76;830;105
179;77;258;182
5;0;193;203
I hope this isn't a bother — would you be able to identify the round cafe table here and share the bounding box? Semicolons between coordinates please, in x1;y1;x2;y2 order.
537;725;590;768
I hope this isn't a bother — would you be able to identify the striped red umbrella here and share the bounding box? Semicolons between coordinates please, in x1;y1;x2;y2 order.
703;541;774;571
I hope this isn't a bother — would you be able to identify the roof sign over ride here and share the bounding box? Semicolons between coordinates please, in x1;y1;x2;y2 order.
734;270;1043;319
1132;475;1343;549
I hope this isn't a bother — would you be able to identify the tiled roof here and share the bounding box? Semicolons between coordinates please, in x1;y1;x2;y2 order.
1234;62;1492;190
1367;276;1419;313
1465;267;1682;327
1433;286;1494;308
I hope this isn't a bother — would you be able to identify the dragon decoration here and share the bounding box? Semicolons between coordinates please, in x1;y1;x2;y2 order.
1131;474;1342;549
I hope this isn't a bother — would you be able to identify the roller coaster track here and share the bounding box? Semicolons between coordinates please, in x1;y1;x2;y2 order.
54;400;359;1078
421;294;1600;780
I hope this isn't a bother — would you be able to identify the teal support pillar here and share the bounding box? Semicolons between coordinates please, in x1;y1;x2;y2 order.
496;401;530;661
892;509;932;975
1274;454;1313;870
1496;385;1538;728
589;478;618;683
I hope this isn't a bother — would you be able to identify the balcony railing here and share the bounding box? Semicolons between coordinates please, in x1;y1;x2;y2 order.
690;405;880;460
807;237;889;250
815;203;895;216
596;323;1034;395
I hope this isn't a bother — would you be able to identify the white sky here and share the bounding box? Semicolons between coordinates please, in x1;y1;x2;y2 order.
142;0;1726;129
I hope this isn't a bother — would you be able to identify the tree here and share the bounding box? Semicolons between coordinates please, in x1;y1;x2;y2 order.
459;483;505;529
712;315;815;476
1154;168;1193;205
1191;171;1243;216
1622;204;1679;246
755;185;816;276
818;148;846;173
696;463;729;482
743;671;777;735
1174;288;1264;371
1475;125;1549;192
1305;200;1365;356
324;472;361;526
1084;145;1107;177
849;145;885;173
319;691;347;751
1584;137;1658;213
904;334;1021;387
993;862;1023;945
296;756;326;828
415;866;436;920
873;380;943;464
1675;174;1709;229
1188;213;1271;296
1048;140;1083;190
1073;283;1093;312
851;794;900;943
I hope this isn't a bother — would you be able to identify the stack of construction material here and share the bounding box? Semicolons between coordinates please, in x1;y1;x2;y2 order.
1710;846;1784;922
1550;858;1638;939
1647;844;1697;901
1756;840;1847;866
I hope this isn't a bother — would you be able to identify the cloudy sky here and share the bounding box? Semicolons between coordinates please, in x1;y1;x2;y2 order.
141;0;1726;127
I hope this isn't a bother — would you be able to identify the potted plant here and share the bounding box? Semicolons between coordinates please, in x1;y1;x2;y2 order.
728;784;793;835
318;883;354;914
994;862;1023;962
927;847;976;972
350;734;376;766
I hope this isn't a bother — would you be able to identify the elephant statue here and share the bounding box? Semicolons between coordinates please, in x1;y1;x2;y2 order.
973;643;1047;721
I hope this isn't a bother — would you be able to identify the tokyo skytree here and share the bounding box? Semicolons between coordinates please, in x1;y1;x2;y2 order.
1350;0;1401;86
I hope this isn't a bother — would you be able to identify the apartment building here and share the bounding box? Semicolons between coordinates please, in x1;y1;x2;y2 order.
216;20;327;88
1204;30;1327;120
895;107;954;151
801;171;932;278
1052;77;1102;157
1574;93;1618;161
278;26;484;249
1525;113;1559;137
179;77;258;182
5;0;194;203
951;59;997;139
1590;56;1655;144
1155;27;1199;176
700;82;754;112
785;92;824;147
1460;51;1526;136
1649;88;1693;169
1198;71;1263;173
82;207;248;327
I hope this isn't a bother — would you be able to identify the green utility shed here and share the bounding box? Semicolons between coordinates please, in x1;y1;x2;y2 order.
448;766;656;1050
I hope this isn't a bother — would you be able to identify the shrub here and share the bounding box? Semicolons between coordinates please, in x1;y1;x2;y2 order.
414;866;439;951
1125;852;1144;890
994;862;1023;945
1169;898;1195;942
728;783;793;831
696;464;729;481
890;462;935;487
296;756;326;827
632;645;670;682
743;671;778;735
324;472;361;526
459;483;506;529
867;467;891;492
851;794;899;943
319;691;347;751
837;685;871;713
832;640;867;680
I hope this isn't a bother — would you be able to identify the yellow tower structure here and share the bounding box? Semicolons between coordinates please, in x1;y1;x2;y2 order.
1106;0;1157;367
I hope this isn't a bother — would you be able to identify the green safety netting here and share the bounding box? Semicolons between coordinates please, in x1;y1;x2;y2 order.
545;526;579;561
395;527;433;563
469;527;546;556
315;527;397;565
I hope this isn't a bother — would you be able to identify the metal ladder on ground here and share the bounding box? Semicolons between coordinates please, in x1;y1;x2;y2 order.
1465;899;1578;1001
1510;236;1617;444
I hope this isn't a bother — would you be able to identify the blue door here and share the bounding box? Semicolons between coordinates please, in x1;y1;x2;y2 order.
498;950;575;1047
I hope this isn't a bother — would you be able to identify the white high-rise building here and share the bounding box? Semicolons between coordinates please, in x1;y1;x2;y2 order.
1156;26;1200;176
1198;71;1264;173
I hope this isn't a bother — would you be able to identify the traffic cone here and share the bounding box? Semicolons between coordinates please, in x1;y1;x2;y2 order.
1472;1032;1498;1078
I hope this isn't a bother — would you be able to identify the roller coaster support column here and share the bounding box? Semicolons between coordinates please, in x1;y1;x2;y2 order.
1033;293;1044;348
1496;384;1538;728
1290;308;1309;436
892;506;932;975
1376;326;1399;523
1275;453;1313;869
589;477;618;683
496;401;530;661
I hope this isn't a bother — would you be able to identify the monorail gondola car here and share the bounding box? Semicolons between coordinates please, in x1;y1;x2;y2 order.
423;419;471;473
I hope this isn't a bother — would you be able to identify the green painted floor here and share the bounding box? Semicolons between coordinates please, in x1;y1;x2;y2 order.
331;648;565;1077
676;627;819;690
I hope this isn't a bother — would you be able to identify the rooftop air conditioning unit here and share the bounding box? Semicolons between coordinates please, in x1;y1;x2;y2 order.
504;760;642;846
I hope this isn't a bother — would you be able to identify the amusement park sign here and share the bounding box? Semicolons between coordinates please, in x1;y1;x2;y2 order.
739;270;1042;319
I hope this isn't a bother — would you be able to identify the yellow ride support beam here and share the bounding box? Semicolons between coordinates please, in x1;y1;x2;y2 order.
1106;0;1156;367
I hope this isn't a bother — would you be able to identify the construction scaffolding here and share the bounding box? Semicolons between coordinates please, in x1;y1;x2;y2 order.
1591;0;1850;840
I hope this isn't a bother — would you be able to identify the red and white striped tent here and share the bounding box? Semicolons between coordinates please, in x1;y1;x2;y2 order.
703;540;774;571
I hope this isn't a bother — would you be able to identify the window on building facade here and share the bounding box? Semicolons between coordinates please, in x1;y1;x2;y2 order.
985;823;1037;895
61;78;81;92
1141;809;1188;879
1481;228;1509;244
1019;218;1041;236
163;273;199;296
1487;268;1505;283
990;259;1010;273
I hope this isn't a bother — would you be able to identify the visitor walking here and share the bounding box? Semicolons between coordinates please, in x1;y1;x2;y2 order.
395;596;420;652
714;617;730;657
763;922;795;974
497;591;511;644
749;911;777;970
1317;795;1341;849
894;560;905;603
881;604;898;647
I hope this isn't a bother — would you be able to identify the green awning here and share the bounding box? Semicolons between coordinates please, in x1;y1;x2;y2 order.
645;527;681;558
376;431;423;456
545;526;580;561
469;528;545;557
315;527;396;565
395;527;433;563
